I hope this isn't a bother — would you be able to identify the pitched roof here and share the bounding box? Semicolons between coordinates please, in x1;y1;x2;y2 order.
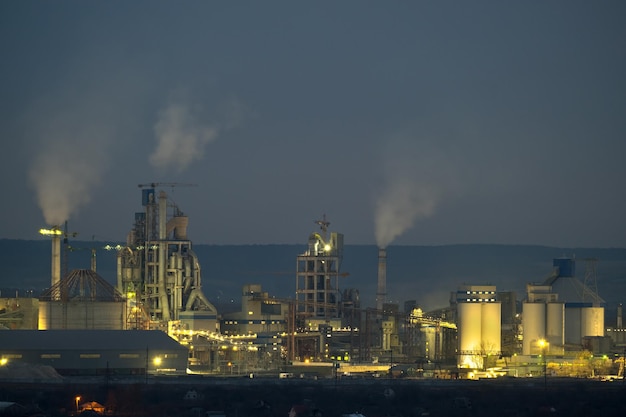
0;330;187;351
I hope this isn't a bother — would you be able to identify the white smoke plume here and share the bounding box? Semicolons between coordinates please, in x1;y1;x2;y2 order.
374;177;439;248
29;139;104;227
150;102;219;171
373;135;458;248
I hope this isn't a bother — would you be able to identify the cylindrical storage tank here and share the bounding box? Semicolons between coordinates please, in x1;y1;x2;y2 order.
546;302;565;352
38;301;126;330
522;302;546;355
481;302;501;354
565;307;581;345
458;303;482;367
581;307;604;337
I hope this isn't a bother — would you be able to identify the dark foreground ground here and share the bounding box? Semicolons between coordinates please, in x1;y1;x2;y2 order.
1;377;626;417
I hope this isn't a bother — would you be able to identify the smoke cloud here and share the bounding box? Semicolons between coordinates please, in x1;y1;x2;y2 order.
149;102;219;172
374;178;439;248
29;138;105;227
374;135;458;248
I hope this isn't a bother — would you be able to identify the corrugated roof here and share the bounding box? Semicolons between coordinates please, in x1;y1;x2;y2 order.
0;330;187;351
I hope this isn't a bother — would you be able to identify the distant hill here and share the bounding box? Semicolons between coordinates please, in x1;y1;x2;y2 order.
1;239;625;316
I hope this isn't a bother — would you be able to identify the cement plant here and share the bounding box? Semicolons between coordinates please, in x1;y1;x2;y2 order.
1;184;626;416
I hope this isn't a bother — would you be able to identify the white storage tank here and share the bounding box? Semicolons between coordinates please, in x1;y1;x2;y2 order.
546;302;565;352
481;302;501;354
522;302;546;355
581;307;604;337
458;302;483;354
39;269;126;330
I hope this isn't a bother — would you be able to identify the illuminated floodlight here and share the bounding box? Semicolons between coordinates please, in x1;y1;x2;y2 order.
153;357;162;366
324;244;331;251
0;358;7;366
39;227;62;236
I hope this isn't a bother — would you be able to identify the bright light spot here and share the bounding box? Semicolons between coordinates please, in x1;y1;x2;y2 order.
39;228;62;236
0;358;7;366
324;244;331;251
153;357;162;366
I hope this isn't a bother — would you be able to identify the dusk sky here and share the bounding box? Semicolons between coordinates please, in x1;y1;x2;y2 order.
1;1;625;247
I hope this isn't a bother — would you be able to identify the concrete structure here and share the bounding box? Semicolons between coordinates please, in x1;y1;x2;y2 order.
38;269;126;330
376;248;387;311
221;284;290;336
295;216;344;329
116;186;218;332
0;329;188;375
0;297;38;330
455;285;501;369
523;258;605;354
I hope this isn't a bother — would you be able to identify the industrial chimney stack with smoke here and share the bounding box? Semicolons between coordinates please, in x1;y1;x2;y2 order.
376;247;387;311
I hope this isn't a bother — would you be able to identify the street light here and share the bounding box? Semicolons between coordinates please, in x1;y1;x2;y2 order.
75;396;81;414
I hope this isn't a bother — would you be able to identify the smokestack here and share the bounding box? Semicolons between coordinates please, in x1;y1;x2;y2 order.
618;303;623;329
51;234;61;289
376;247;387;311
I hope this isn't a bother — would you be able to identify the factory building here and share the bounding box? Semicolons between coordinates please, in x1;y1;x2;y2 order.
221;284;290;336
455;284;501;369
0;329;189;375
522;258;605;355
116;186;218;332
0;297;38;330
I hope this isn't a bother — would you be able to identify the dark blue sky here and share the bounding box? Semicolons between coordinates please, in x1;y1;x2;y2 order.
1;1;625;247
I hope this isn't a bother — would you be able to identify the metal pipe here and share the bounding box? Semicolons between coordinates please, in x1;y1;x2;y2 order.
158;191;170;321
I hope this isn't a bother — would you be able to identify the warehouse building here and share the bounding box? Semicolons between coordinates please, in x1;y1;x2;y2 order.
0;329;188;376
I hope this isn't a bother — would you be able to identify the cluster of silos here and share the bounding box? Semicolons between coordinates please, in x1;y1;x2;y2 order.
522;300;564;355
456;285;501;369
523;258;605;353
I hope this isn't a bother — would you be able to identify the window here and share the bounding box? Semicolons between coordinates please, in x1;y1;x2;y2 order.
80;354;101;359
3;354;22;359
41;354;61;359
119;354;140;359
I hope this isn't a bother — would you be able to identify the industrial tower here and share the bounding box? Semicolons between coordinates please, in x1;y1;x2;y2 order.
116;185;218;332
295;215;345;330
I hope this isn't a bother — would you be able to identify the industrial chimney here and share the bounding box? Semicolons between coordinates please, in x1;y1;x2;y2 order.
51;234;61;290
376;247;387;311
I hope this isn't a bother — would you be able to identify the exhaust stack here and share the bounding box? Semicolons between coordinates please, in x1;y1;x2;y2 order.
51;234;61;289
376;247;387;311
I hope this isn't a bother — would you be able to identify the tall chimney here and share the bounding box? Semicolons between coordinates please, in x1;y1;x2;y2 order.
51;234;61;289
618;303;623;329
376;247;387;311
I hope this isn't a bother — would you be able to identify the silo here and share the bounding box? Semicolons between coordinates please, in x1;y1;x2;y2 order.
39;269;126;330
546;302;564;352
522;302;546;355
565;307;581;345
581;307;604;337
458;302;482;367
481;302;501;354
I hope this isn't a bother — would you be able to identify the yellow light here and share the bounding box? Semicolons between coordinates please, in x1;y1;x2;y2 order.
324;244;331;251
39;228;62;236
0;358;7;366
538;339;547;348
153;357;162;366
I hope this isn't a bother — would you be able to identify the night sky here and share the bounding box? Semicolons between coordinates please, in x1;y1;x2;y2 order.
1;1;625;247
